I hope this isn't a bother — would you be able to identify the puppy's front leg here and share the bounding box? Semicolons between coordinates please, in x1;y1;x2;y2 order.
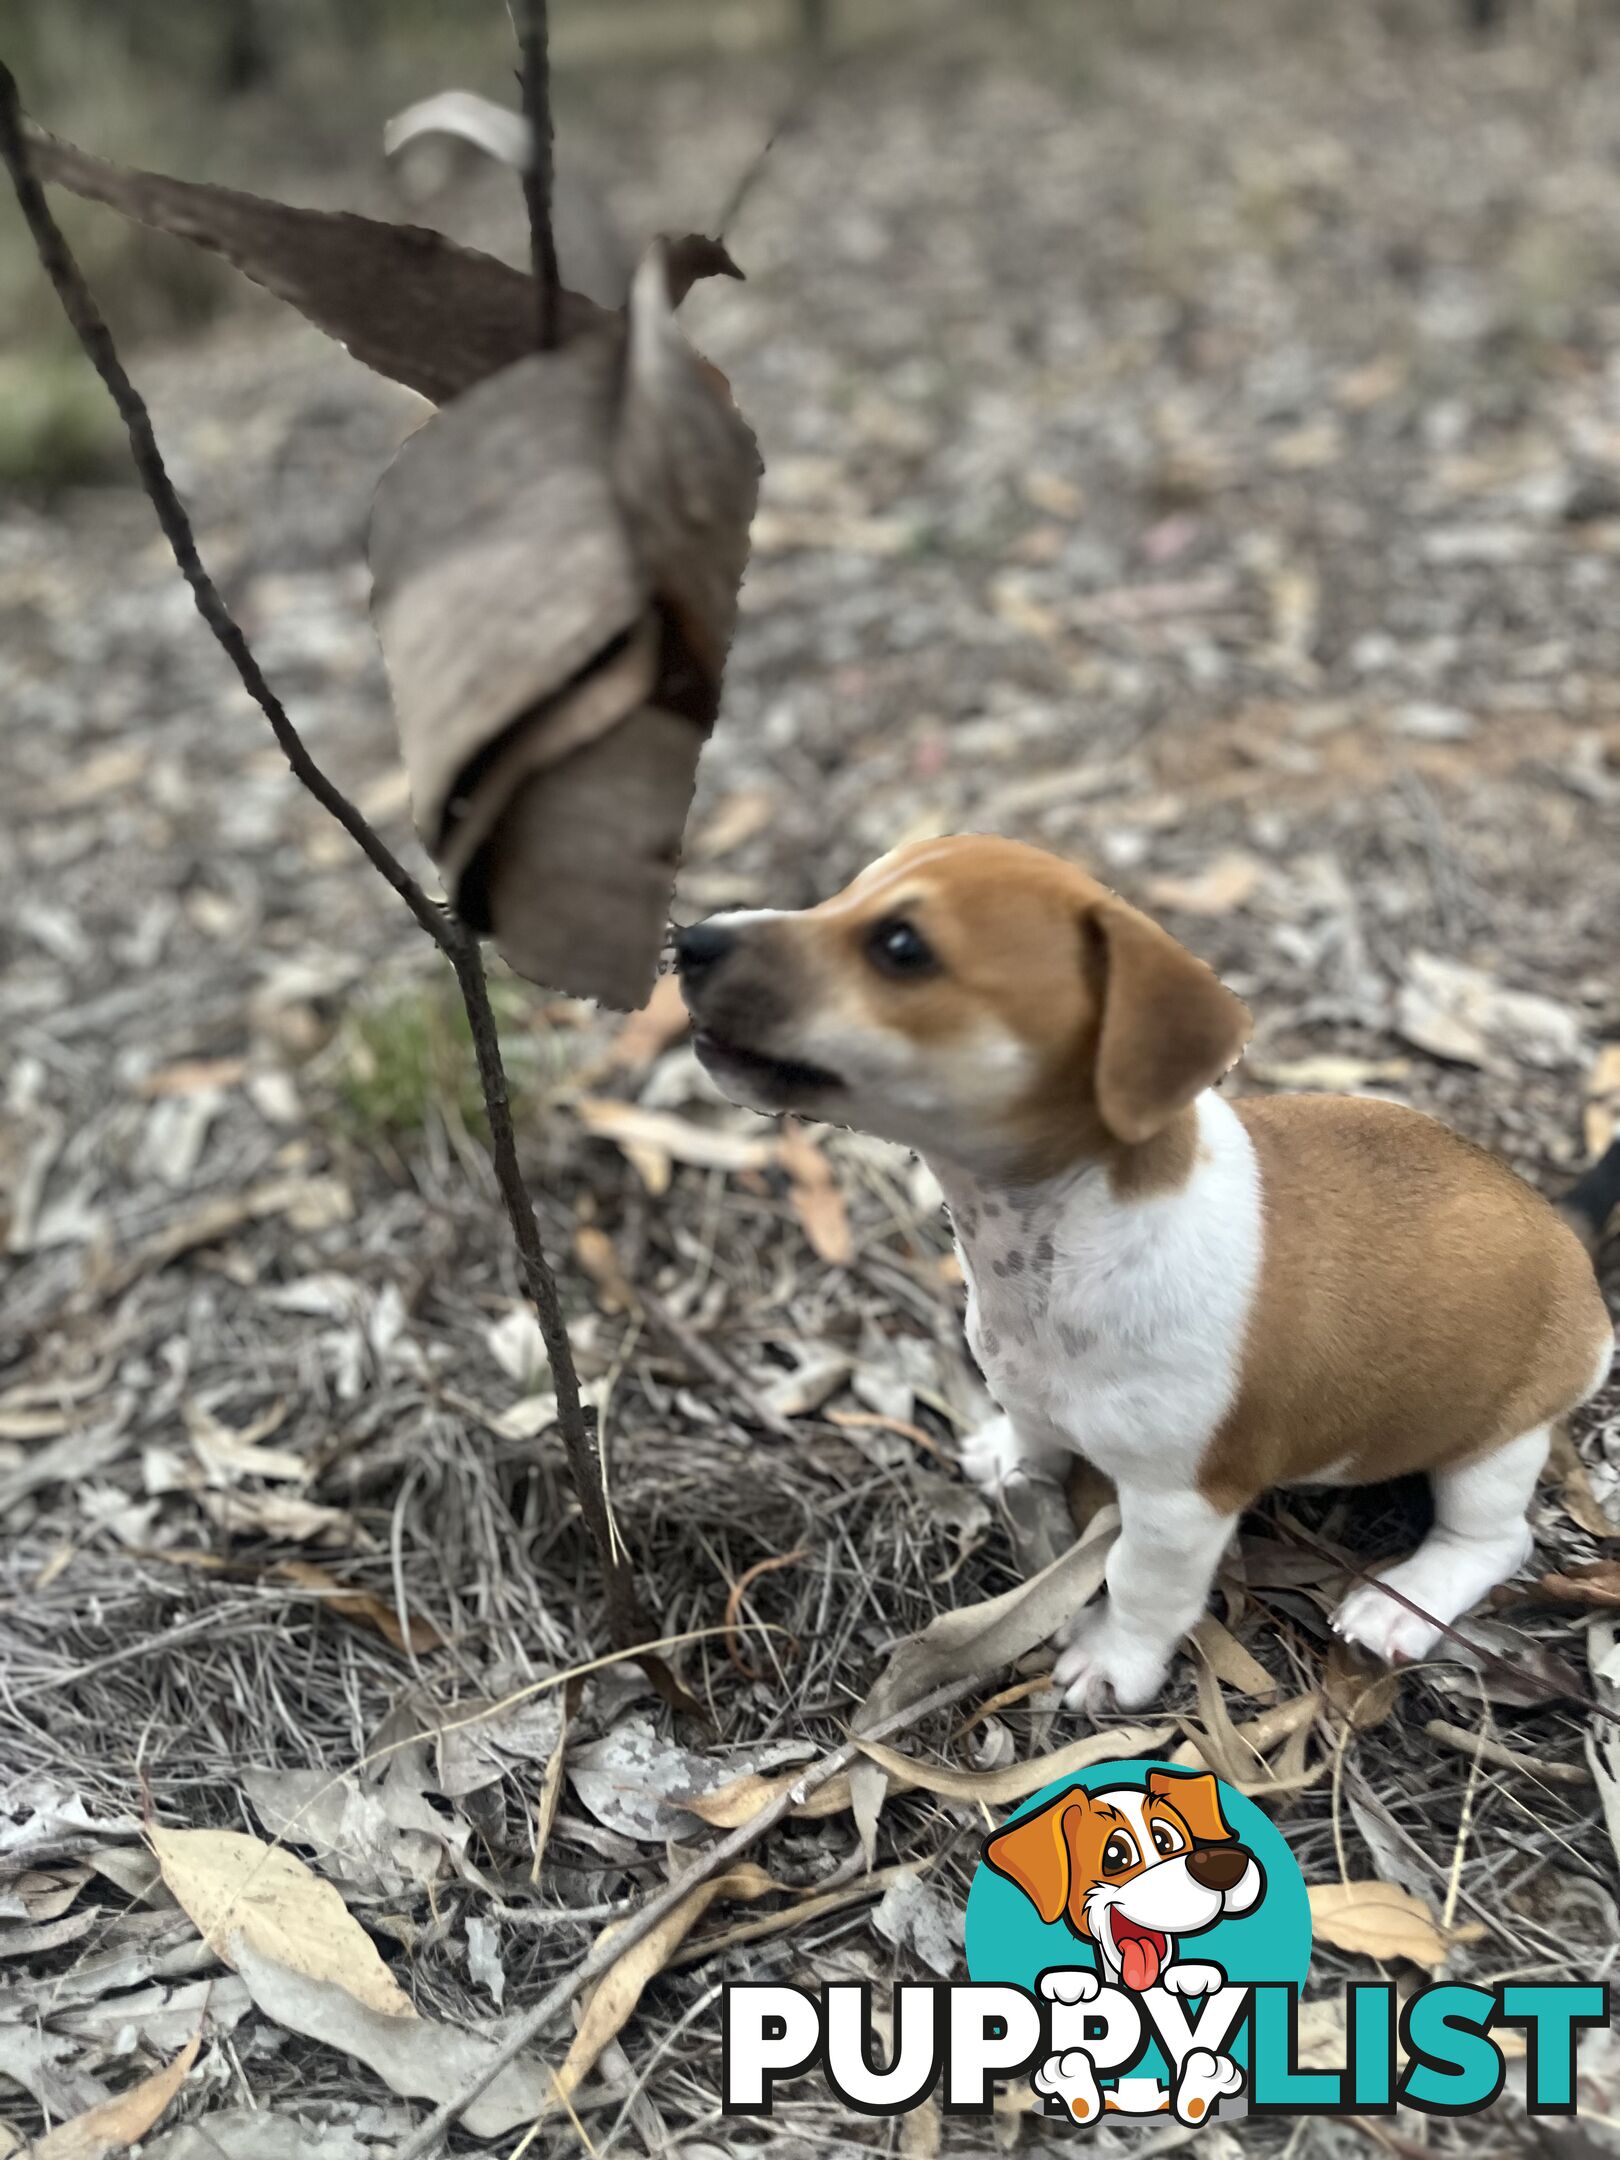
1054;1486;1239;1712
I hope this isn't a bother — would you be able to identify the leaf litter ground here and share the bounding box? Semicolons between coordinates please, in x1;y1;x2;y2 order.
3;4;1620;2153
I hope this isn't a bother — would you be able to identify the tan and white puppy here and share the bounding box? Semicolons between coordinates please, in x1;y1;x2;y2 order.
675;836;1614;1712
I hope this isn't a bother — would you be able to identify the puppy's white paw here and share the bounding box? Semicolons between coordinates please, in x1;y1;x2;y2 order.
1040;1967;1101;2006
1160;1961;1224;1998
1034;2048;1103;2124
1173;2046;1243;2126
958;1415;1020;1494
1053;1604;1169;1713
1330;1574;1439;1665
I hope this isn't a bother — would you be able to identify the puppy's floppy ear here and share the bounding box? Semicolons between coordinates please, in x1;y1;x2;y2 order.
1148;1769;1235;1845
984;1794;1083;1924
1085;900;1251;1145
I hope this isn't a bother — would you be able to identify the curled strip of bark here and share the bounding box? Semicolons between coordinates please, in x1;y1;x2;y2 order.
0;59;662;1678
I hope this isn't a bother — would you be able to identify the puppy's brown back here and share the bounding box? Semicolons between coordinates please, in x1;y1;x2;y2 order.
1195;1095;1612;1512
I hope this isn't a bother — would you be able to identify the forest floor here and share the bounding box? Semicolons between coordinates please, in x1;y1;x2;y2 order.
3;3;1620;2153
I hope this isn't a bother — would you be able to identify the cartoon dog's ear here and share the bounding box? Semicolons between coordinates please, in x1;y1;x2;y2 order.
1147;1769;1235;1845
984;1795;1082;1924
1084;900;1251;1145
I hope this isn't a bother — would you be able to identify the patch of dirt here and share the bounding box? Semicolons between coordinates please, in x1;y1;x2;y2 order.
2;4;1618;2152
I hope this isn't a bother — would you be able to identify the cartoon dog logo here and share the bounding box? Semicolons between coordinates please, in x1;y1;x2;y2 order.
985;1768;1265;2125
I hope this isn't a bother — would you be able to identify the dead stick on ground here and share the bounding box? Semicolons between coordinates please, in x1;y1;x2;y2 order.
0;57;652;1664
1425;1718;1593;1787
389;1674;976;2159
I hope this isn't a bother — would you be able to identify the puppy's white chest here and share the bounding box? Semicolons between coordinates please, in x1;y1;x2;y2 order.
944;1096;1263;1482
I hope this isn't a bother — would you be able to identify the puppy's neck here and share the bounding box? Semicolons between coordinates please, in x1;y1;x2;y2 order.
928;1100;1202;1214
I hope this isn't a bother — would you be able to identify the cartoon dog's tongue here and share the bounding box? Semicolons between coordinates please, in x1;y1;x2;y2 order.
1112;1915;1167;1991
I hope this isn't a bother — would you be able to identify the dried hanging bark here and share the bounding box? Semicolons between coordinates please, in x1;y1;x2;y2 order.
27;122;760;1008
370;241;760;1008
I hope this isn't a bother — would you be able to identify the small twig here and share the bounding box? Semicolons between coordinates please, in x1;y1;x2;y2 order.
389;1674;975;2159
517;0;560;349
0;61;648;1663
1426;1717;1593;1787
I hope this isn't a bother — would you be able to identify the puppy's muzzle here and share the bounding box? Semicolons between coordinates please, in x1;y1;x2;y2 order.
1185;1845;1250;1894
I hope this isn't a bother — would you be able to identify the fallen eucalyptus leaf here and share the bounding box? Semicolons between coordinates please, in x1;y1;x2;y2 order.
27;2033;198;2160
568;1714;812;1843
149;1824;414;2018
145;2111;367;2160
1307;1880;1450;1971
1396;952;1585;1074
229;1938;547;2139
553;1864;777;2108
873;1867;963;1979
847;1507;1119;1862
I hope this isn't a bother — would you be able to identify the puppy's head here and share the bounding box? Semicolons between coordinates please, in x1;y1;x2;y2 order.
675;836;1249;1176
984;1771;1264;1987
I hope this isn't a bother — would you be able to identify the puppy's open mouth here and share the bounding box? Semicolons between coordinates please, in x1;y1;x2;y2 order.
693;1031;843;1097
1110;1911;1168;1992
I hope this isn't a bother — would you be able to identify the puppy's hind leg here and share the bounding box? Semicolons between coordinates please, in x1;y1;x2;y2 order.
959;1411;1078;1572
1332;1425;1548;1665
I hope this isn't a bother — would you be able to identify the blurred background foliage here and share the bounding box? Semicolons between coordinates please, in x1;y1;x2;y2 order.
0;0;1605;489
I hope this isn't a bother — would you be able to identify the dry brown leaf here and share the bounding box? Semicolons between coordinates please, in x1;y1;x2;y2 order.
1584;1042;1620;1158
855;1723;1175;1807
1191;1615;1280;1699
185;1400;304;1486
681;1765;854;1830
101;1176;351;1292
229;1939;541;2137
605;973;690;1075
369;241;759;1010
28;2033;199;2160
777;1123;854;1267
149;1825;414;2018
196;1489;357;1546
1173;1691;1322;1783
1549;1426;1616;1539
572;1226;635;1314
575;1100;775;1183
694;787;777;859
1246;1052;1410;1092
136;1058;248;1099
1536;1562;1620;1609
668;1857;931;1971
554;1864;777;2107
847;1508;1120;1860
272;1559;444;1654
1144;850;1265;918
1307;1881;1450;1971
24;123;602;405
530;1676;581;1886
1322;1640;1402;1732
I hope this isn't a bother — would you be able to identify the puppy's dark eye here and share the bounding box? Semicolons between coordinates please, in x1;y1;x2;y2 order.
1102;1833;1139;1876
867;919;937;978
1150;1821;1184;1858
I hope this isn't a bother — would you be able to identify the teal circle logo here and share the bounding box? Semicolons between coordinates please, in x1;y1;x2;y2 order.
965;1759;1311;2126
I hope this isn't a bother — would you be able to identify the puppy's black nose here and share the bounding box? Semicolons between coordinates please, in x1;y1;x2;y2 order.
1187;1845;1249;1894
674;921;736;987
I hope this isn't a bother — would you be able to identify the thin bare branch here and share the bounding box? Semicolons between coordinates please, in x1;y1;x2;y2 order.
0;59;650;1661
517;0;560;348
